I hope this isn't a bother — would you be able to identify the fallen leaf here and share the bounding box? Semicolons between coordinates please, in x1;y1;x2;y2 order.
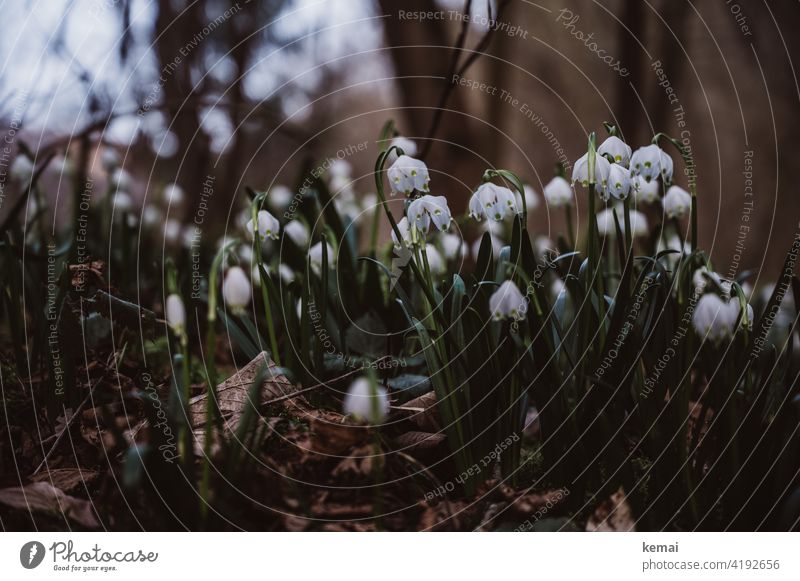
586;486;636;531
0;482;100;528
399;391;440;432
393;431;446;453
30;468;99;493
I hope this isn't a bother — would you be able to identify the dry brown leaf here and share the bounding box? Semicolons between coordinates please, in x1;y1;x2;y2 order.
332;445;377;477
586;486;636;532
30;468;99;493
188;352;294;453
393;431;446;453
305;410;368;455
0;482;100;528
400;391;440;432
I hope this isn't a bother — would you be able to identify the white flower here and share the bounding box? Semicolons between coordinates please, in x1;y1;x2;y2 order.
424;245;445;276
222;266;252;310
387;155;430;195
407;195;451;233
141;205;160;228
111;168;132;191
387;136;417;163
239;243;254;266
343;377;389;423
630;144;673;183
163;183;185;207
662;185;692;219
597;136;632;167
392;217;415;249
329;159;352;179
101;148;120;172
283;220;309;247
10;156;34;183
543;176;573;208
606;163;631;200
330;174;354;197
278;263;295;284
572;151;611;196
693;267;731;295
468;182;518;221
113;192;134;212
631;175;660;204
692;294;753;343
165;294;186;331
268;185;294;210
520;184;540;210
164;219;182;245
439;232;466;261
489;280;527;321
246;210;280;241
596;207;648;238
361;193;378;215
51;155;73;177
534;235;556;257
309;241;335;273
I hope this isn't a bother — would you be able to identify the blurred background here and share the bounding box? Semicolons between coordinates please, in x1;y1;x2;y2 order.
0;0;798;277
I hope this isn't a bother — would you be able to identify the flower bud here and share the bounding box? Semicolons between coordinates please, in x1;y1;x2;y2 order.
222;266;252;310
165;294;186;331
343;377;389;423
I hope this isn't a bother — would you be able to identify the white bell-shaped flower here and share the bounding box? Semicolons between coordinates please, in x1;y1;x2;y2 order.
113;192;134;213
692;294;753;343
10;156;34;183
343;377;390;423
606;163;631;200
439;232;466;261
597;136;632;167
111;168;132;191
165;294;186;331
246;210;280;241
572;151;611;196
631;175;660;204
630;144;673;183
489;280;527;321
329;159;352;179
163;219;182;245
407;195;451;233
283;220;309;247
101;148;120;172
469;182;518;221
387;136;418;163
662;185;692;219
543;176;573;208
387;155;430;195
163;183;184;207
142;205;162;228
222;266;252;311
268;185;294;210
391;217;415;249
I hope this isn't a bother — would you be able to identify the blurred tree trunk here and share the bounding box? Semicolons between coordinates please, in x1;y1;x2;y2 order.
614;0;646;145
154;1;211;216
